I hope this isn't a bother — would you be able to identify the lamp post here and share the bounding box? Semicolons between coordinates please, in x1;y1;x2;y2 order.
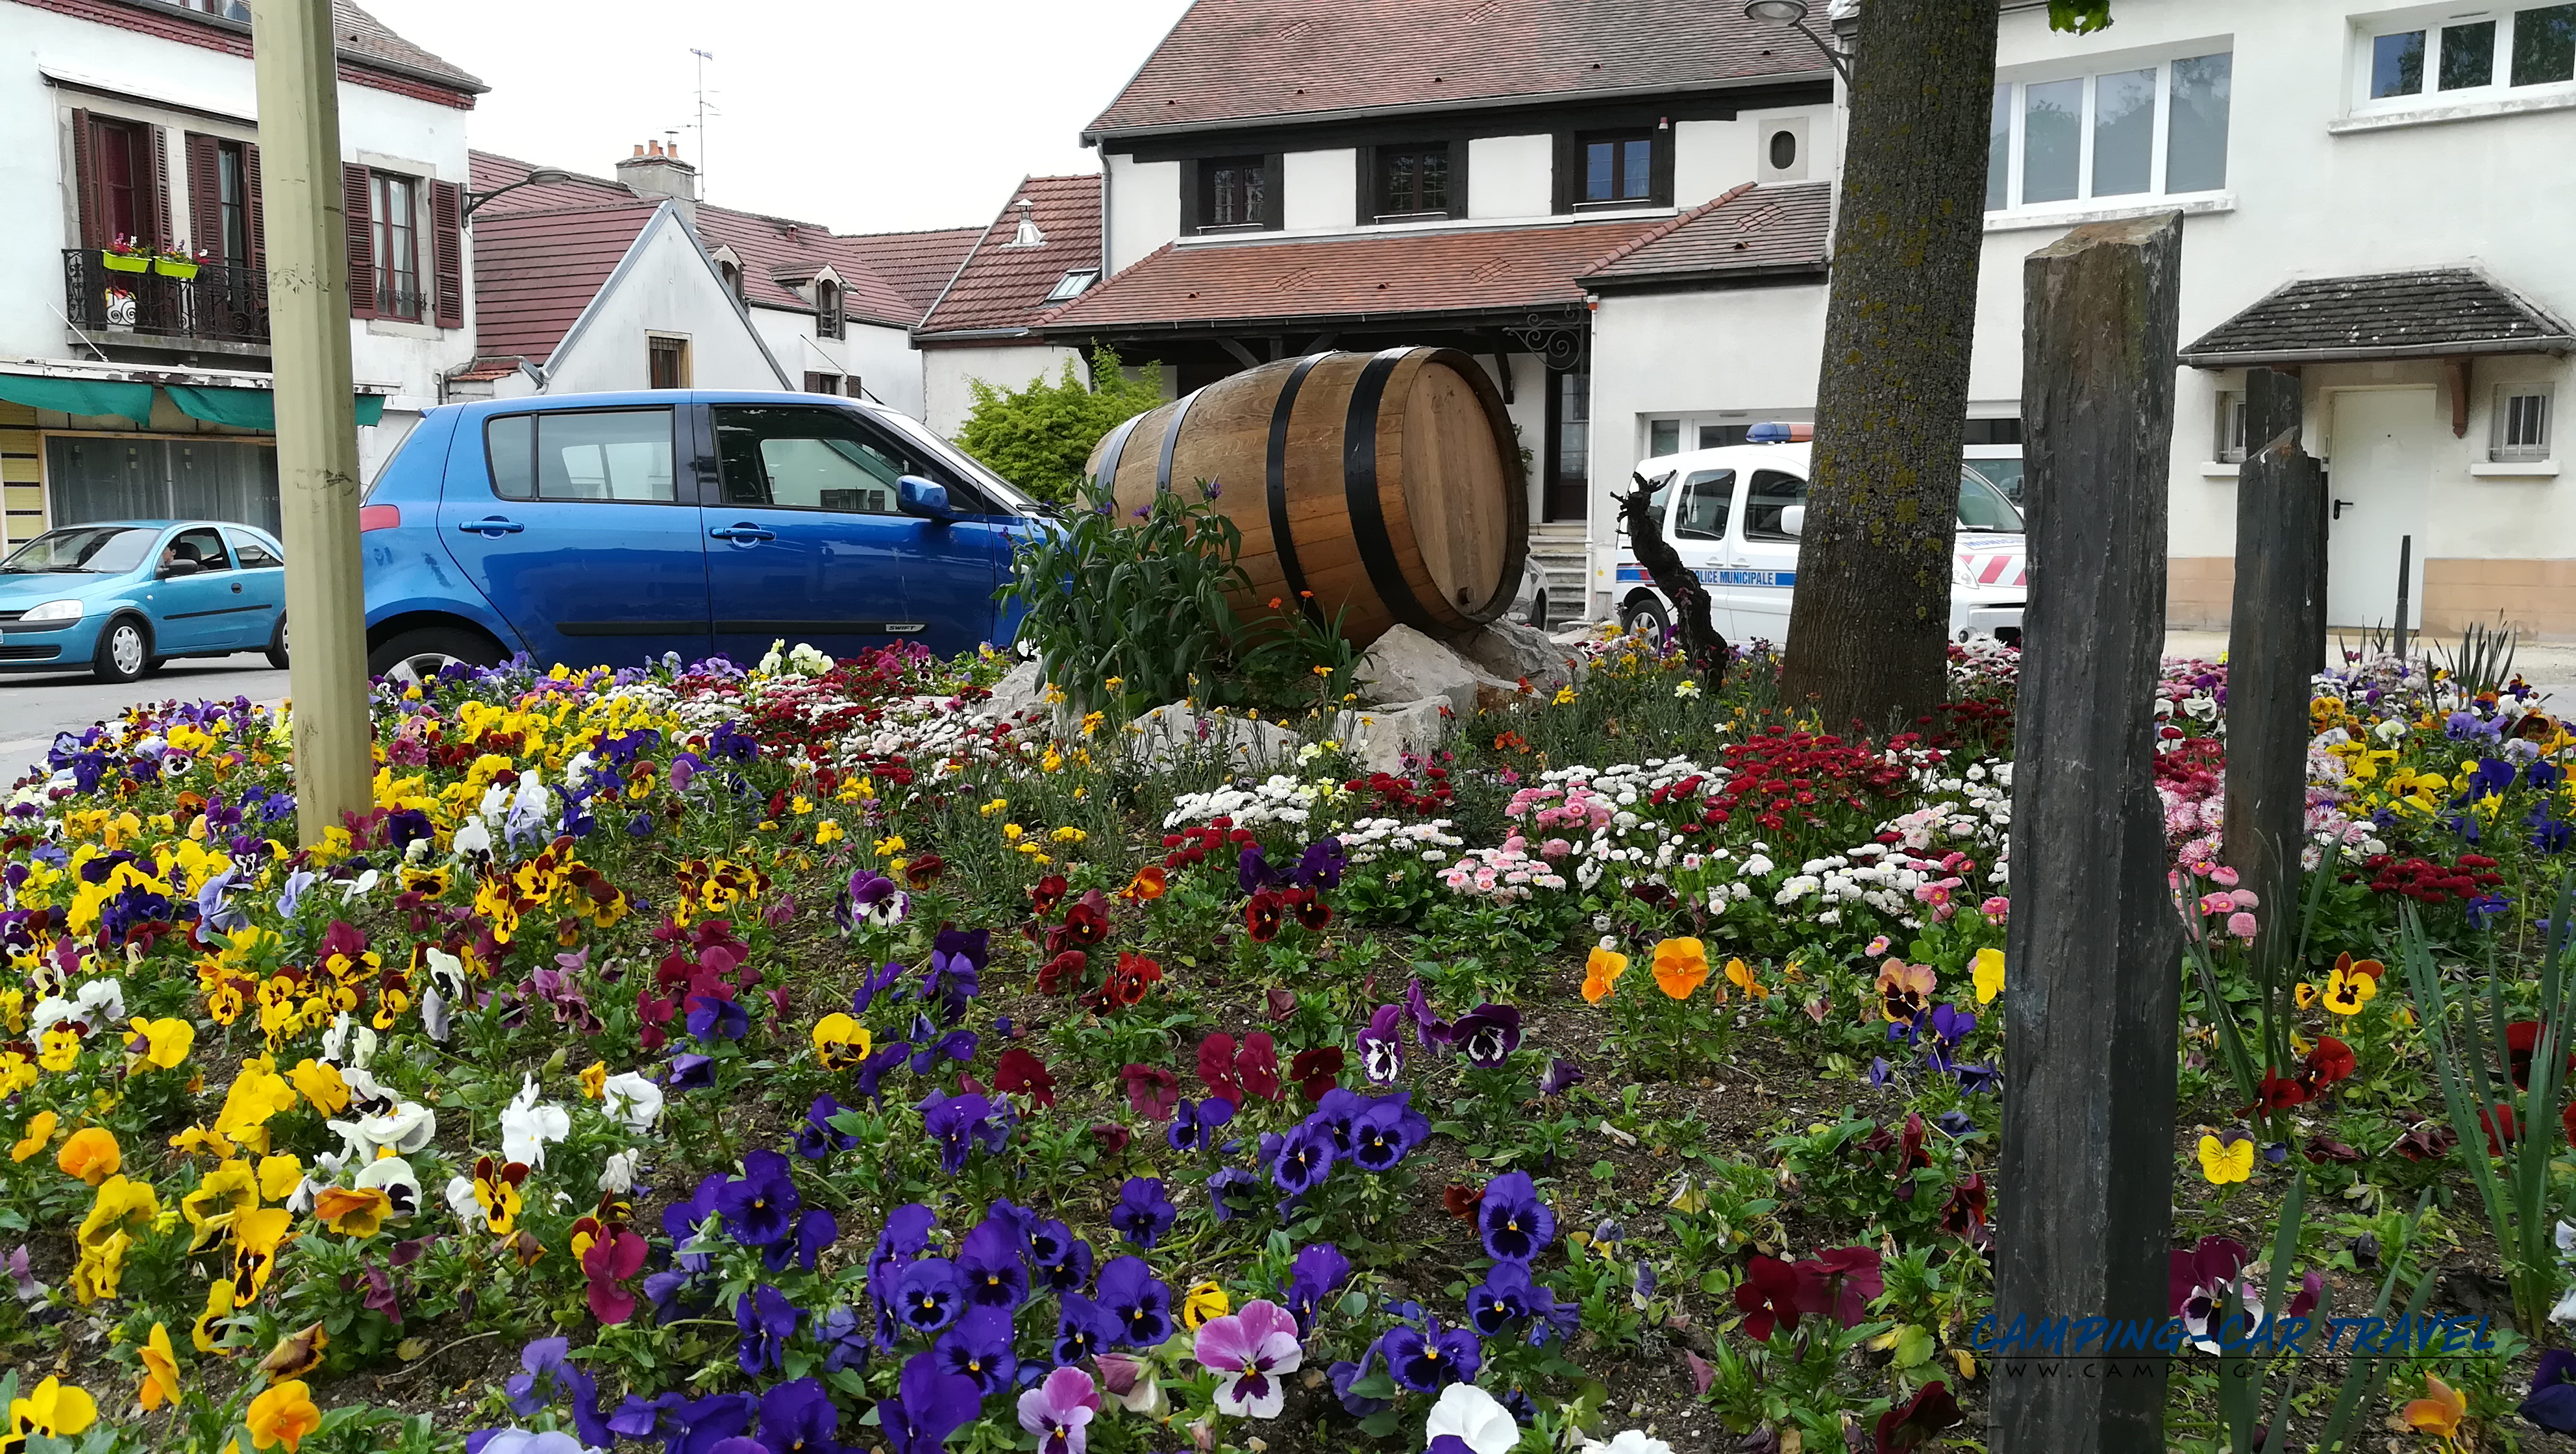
249;0;371;846
463;169;575;223
1743;0;1854;84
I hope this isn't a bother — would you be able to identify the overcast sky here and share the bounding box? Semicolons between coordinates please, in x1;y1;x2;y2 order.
362;0;1193;236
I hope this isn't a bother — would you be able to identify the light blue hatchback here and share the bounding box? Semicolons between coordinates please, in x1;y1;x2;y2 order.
0;520;290;683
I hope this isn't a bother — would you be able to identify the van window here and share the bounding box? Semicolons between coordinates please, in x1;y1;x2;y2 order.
1742;469;1807;541
1956;468;2025;530
1636;469;1676;536
1674;469;1734;540
486;410;677;503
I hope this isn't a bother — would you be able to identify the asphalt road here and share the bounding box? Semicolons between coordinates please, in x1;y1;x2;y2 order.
0;654;290;785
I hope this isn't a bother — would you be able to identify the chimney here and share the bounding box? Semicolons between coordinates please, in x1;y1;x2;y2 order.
617;138;699;204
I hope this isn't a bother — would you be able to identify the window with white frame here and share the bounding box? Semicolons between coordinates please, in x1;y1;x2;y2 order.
2495;384;2554;461
2216;390;2248;463
1987;51;2232;212
2355;4;2576;109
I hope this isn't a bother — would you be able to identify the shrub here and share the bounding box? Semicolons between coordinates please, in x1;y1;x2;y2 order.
953;347;1166;503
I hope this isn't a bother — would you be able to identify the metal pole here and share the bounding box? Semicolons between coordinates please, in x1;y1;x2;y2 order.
2393;534;2412;663
251;0;373;846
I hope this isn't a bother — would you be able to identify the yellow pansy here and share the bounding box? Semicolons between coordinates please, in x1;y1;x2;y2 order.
123;1017;196;1070
1972;947;2005;1005
10;1109;58;1163
285;1059;349;1116
1180;1280;1231;1330
2196;1133;2254;1185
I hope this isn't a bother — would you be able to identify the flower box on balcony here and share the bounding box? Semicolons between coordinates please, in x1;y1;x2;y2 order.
155;258;200;280
101;251;149;274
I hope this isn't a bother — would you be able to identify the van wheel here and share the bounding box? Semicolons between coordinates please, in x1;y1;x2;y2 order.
1620;597;1672;645
367;626;504;687
93;616;151;684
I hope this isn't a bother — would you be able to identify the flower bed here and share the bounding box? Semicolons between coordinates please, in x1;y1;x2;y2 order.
0;635;2569;1453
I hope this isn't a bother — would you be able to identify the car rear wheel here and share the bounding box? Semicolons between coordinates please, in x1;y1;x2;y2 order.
93;617;151;684
367;626;503;687
266;618;290;671
1620;596;1672;645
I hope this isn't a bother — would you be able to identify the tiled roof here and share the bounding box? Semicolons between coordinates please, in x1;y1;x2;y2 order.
1086;0;1824;137
2181;269;2576;364
468;201;660;365
1041;216;1666;331
840;228;983;317
469;151;975;330
333;1;483;91
917;175;1105;338
1581;180;1831;286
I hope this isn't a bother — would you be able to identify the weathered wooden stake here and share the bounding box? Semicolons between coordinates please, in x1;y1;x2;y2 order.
1995;212;2187;1454
2394;533;2413;662
2222;367;2326;932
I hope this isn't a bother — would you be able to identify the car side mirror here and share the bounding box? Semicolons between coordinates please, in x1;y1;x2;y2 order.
1779;505;1805;538
158;560;201;578
897;475;958;524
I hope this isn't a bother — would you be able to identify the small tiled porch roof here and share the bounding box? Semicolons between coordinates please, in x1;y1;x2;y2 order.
1040;217;1669;335
1579;180;1832;288
2179;268;2576;366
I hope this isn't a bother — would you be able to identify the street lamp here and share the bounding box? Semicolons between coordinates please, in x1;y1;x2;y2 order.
462;167;574;221
1743;0;1853;85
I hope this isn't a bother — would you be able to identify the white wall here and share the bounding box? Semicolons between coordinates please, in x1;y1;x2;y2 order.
1282;149;1356;231
1467;134;1554;219
923;343;1087;436
1106;154;1181;275
745;308;922;418
1585;282;1831;606
1968;0;2576;564
541;219;784;395
2;6;477;399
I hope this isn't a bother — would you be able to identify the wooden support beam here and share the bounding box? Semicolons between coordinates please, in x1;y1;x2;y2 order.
2446;354;2471;437
1994;212;2188;1454
1297;331;1337;356
2222;366;2327;939
1215;337;1261;371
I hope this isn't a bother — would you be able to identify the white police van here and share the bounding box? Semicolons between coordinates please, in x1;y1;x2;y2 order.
1612;423;2027;648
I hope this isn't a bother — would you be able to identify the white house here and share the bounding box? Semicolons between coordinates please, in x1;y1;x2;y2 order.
458;145;980;421
0;0;486;545
1593;0;2576;639
914;173;1104;436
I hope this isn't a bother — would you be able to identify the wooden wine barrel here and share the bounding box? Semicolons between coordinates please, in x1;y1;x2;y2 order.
1083;348;1528;648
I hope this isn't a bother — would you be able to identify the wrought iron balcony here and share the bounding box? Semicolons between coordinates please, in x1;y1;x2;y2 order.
62;249;269;347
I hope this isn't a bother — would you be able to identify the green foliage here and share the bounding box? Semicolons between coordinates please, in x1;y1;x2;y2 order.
1001;476;1353;716
2049;0;2114;32
952;347;1166;504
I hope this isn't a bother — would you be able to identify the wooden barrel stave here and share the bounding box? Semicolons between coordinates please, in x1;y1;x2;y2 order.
1091;348;1526;648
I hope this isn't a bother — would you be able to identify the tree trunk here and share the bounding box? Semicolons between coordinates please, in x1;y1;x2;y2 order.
1777;0;2001;733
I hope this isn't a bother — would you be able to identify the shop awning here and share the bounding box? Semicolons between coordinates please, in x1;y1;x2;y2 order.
0;373;389;430
0;373;154;426
2179;267;2576;367
165;385;388;430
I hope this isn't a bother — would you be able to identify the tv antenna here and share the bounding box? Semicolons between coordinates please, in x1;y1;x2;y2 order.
687;47;717;198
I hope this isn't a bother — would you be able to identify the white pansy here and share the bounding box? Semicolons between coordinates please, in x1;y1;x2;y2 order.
501;1075;571;1168
1422;1383;1518;1454
601;1072;665;1133
598;1149;643;1194
443;1175;480;1226
451;819;492;857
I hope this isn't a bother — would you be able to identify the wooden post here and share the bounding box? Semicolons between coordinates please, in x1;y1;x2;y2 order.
2394;534;2412;662
1995;212;2187;1454
2221;367;2326;932
252;0;375;845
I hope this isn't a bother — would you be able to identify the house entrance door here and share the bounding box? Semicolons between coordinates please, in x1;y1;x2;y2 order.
2324;389;2432;629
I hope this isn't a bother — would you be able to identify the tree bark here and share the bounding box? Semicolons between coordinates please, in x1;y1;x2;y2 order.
1778;0;2001;733
1616;478;1730;684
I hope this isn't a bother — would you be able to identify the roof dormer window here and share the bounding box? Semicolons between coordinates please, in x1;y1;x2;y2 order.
815;275;844;339
1045;269;1099;302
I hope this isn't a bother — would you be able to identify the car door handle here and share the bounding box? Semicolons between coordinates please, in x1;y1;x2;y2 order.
230;582;243;593
458;516;525;536
710;524;776;543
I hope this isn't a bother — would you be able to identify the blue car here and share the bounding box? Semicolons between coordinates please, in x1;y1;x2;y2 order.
0;520;290;683
360;391;1048;680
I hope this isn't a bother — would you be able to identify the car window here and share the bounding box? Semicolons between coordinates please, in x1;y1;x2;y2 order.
1742;469;1807;541
169;526;232;572
714;406;943;515
1674;469;1734;541
0;526;153;574
487;410;677;503
226;530;284;569
1957;468;2025;531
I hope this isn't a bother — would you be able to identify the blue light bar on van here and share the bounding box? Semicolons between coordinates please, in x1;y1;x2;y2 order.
1746;421;1813;443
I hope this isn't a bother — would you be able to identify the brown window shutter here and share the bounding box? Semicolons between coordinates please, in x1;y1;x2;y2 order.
343;163;376;318
69;109;104;248
186;133;221;256
428;179;464;328
244;142;266;277
148;125;174;253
